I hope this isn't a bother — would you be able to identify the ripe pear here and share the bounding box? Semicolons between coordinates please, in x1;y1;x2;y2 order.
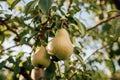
31;68;44;80
31;45;51;68
19;75;26;80
47;28;73;60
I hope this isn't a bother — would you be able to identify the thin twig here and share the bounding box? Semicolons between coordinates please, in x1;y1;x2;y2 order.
68;71;77;80
87;14;120;31
84;44;108;63
4;66;13;71
84;38;118;63
0;45;17;53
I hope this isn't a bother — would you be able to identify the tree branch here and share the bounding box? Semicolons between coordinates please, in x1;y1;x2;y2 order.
0;18;33;47
84;39;118;63
68;71;77;80
87;14;120;31
0;18;20;39
0;45;17;53
4;66;14;71
84;44;108;63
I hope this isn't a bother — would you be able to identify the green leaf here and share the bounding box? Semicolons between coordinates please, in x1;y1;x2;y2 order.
7;56;14;63
0;32;5;44
99;13;104;20
45;62;56;79
108;10;120;14
10;0;20;9
72;5;81;12
20;37;27;44
57;0;64;7
14;65;20;74
19;30;29;37
4;14;12;20
16;52;24;59
24;1;37;15
75;54;83;63
0;61;6;69
75;53;84;67
102;23;111;33
74;47;81;54
118;58;120;66
74;18;86;37
104;60;115;74
66;15;76;23
114;17;120;39
39;0;52;14
115;25;120;38
4;31;11;39
41;15;48;24
34;39;41;47
7;0;14;6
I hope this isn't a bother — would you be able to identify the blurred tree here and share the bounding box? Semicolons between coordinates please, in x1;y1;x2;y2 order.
0;0;120;80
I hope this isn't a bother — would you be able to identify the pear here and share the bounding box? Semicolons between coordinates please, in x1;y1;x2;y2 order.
19;75;26;80
31;68;44;80
47;28;73;60
31;45;51;68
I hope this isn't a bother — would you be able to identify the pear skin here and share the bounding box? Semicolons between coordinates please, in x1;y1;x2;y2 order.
31;45;51;67
47;28;73;60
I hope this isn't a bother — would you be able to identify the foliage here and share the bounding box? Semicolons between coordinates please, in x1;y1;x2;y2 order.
0;0;120;80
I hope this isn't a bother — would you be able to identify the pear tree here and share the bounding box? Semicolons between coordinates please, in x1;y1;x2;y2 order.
0;0;120;80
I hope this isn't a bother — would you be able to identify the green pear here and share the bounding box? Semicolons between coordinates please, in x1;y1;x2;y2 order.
31;45;51;68
46;28;73;60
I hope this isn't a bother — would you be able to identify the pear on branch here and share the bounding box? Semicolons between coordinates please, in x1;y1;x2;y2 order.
46;28;73;60
31;45;51;68
31;68;44;80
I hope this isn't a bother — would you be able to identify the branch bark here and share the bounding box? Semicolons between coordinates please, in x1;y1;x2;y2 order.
4;66;14;71
0;18;20;39
68;71;77;80
84;39;118;63
87;14;120;31
0;45;17;53
84;44;108;63
0;18;33;47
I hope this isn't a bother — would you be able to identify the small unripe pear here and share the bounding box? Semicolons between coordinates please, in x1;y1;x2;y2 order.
47;28;73;60
31;45;51;68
